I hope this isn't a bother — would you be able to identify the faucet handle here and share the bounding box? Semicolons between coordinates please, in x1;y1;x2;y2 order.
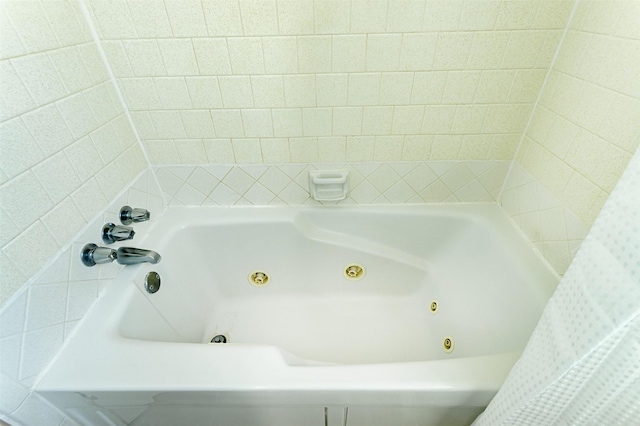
120;206;150;225
81;244;117;267
102;223;135;244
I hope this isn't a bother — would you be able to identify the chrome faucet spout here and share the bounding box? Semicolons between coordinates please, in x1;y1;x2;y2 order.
116;247;161;265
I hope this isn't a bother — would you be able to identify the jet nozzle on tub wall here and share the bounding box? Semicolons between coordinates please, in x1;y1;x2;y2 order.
309;170;349;201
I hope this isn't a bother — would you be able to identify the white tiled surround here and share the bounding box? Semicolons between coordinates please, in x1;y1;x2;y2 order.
0;0;639;424
0;1;147;423
90;0;574;164
157;160;509;206
501;163;589;275
0;171;164;425
0;0;146;306
500;0;640;274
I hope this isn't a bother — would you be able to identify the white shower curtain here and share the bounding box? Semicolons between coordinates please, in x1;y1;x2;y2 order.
474;146;640;425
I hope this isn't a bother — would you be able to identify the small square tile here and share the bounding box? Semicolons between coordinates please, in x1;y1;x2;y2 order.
284;75;316;107
314;0;350;33
262;37;298;73
439;163;475;192
259;167;292;195
222;167;256;194
227;38;265;74
157;39;199;75
348;73;381;106
298;36;331;73
207;183;241;205
404;163;438;192
232;138;263;163
209;110;243;139
379;73;414;105
362;106;393;136
164;0;208;36
0;372;29;414
351;0;388;33
238;0;278;35
366;34;402;71
192;38;232;75
66;281;98;322
350;180;381;204
186;168;220;196
172;183;207;205
243;183;275;205
316;74;348;107
252;76;285;108
202;0;243;35
384;180;416;203
278;182;309;205
261;138;291;162
19;324;64;380
218;76;254;108
333;107;363;136
242;109;274;138
0;290;27;338
400;33;437;71
367;164;402;193
454;179;490;202
332;35;366;72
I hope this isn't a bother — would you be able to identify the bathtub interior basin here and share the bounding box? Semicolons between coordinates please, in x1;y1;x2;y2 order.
117;204;556;365
37;204;558;425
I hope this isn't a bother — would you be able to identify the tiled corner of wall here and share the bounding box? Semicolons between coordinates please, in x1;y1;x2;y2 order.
516;0;640;231
0;0;147;307
0;170;164;424
478;120;640;426
155;160;509;207
500;163;589;275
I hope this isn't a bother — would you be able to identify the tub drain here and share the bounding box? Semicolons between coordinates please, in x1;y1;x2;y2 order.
210;334;227;344
429;300;438;313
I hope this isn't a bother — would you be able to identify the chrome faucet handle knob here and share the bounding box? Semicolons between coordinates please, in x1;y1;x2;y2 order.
102;223;135;244
120;206;150;225
81;244;117;267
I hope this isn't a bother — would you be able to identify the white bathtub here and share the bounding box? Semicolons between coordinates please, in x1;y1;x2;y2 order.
38;204;557;426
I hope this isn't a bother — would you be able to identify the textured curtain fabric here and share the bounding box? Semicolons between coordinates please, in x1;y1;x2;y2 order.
474;148;640;425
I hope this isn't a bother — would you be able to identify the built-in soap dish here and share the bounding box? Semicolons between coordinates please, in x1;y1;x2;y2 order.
309;170;349;201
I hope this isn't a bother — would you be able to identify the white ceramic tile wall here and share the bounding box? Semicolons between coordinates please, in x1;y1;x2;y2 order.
501;163;589;275
89;0;574;164
0;1;148;423
501;0;640;272
156;160;510;206
0;0;147;306
499;0;640;275
0;0;638;424
0;170;165;425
